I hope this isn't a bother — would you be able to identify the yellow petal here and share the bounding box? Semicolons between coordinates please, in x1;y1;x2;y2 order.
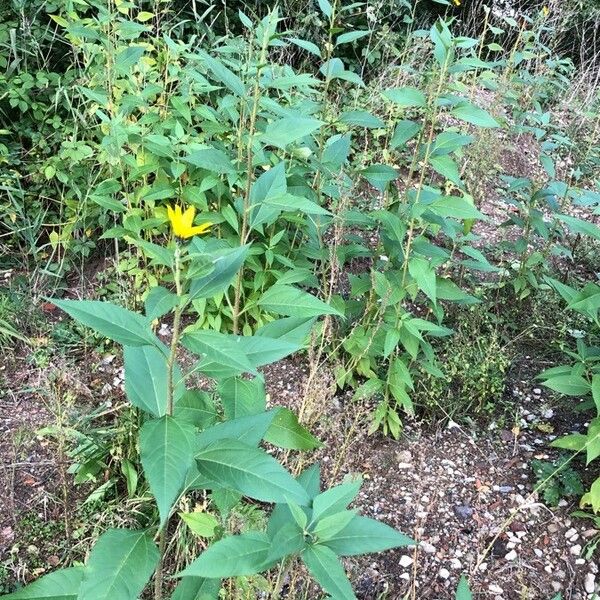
182;205;196;229
185;222;212;237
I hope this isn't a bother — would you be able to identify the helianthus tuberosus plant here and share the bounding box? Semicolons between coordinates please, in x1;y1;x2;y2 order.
5;206;412;600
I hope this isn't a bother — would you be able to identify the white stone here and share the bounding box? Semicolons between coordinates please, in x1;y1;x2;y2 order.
584;573;596;594
439;568;450;580
450;558;462;569
399;555;413;568
565;527;577;539
488;584;504;594
534;549;543;557
420;542;436;554
505;549;517;561
570;544;582;556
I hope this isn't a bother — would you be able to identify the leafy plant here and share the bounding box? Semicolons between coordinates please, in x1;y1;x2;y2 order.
5;210;412;600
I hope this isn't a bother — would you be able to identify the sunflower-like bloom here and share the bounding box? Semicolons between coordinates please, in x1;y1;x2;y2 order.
167;204;212;239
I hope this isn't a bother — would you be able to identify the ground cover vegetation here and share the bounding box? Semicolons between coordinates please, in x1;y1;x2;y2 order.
0;0;599;598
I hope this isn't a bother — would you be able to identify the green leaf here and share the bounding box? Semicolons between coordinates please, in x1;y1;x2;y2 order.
339;110;384;129
336;30;370;45
115;46;145;73
233;334;301;368
542;375;591;396
140;416;196;526
199;52;245;96
171;577;220;600
287;37;322;57
586;418;600;465
195;440;310;506
182;148;235;174
179;511;219;538
430;196;485;220
313;510;357;541
182;330;257;378
196;411;277;449
312;479;361;522
266;522;306;563
322;515;414;555
390;120;421;149
124;345;185;417
179;532;270;578
456;575;472;600
429;155;461;185
145;286;179;321
408;256;437;303
551;433;587;452
262;117;324;149
264;408;322;450
317;0;333;18
451;102;500;127
362;164;398;192
256;317;316;345
383;87;427;108
174;390;217;429
249;162;287;229
51;299;159;348
78;529;159;600
302;544;356;600
592;375;600;415
557;214;600;240
189;245;249;301
2;567;84;599
258;284;342;318
218;377;266;420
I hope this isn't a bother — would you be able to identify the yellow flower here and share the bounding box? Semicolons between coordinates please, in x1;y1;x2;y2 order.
453;0;461;5
167;204;211;239
542;5;549;16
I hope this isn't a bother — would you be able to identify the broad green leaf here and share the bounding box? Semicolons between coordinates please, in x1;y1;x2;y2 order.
362;164;398;192
383;87;427;108
542;375;591;396
551;433;587;451
2;567;84;599
390;120;421;149
593;375;600;415
261;117;324;149
258;284;342;318
264;408;322;450
409;256;437;303
218;377;266;419
339;110;384;129
179;532;270;578
174;390;217;429
199;52;245;96
196;410;277;449
263;193;331;217
249;162;287;229
182;148;235;174
78;529;159;600
195;440;310;506
456;575;472;600
451;102;500;127
557;214;600;240
580;477;600;512
336;30;370;45
115;46;145;73
429;155;461;185
266;522;305;563
182;330;257;378
429;196;485;220
302;544;356;600
317;0;333;18
189;245;249;301
256;317;316;345
312;479;361;522
287;37;322;57
124;345;185;417
312;510;357;541
145;286;179;321
587;418;600;465
233;334;301;367
140;416;196;526
179;511;219;538
171;577;220;600
51;299;159;348
322;515;414;556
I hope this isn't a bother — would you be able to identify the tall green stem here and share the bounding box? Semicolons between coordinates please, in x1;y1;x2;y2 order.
154;243;183;600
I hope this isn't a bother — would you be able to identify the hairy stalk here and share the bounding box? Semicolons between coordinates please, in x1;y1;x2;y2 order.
154;243;183;600
232;28;270;334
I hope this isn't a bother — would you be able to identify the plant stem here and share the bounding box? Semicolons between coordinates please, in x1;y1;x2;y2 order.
154;243;183;600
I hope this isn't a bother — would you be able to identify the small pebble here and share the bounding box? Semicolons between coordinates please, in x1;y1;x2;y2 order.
505;549;517;561
439;568;450;580
399;555;413;568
